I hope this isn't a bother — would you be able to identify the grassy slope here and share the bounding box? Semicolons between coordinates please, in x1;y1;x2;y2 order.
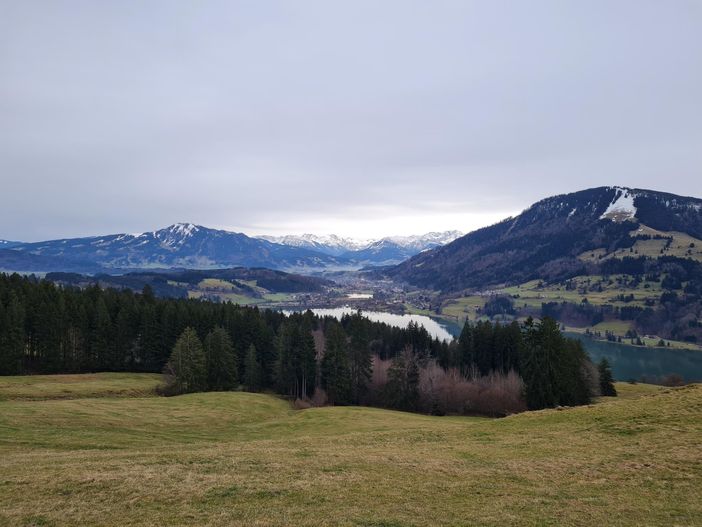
0;375;700;526
438;274;702;351
0;372;161;401
578;224;702;263
442;274;668;323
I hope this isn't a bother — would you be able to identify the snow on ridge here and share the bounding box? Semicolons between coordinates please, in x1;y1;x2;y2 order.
262;233;371;251
261;231;464;252
600;187;638;222
169;223;199;237
153;223;202;247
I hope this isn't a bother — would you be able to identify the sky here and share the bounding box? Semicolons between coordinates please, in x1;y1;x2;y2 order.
1;1;701;242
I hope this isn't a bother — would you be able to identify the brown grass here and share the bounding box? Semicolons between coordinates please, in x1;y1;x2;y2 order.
0;375;700;526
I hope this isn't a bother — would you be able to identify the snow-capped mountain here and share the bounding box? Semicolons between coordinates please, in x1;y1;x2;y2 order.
3;223;347;273
258;234;371;256
0;224;464;273
259;231;463;262
338;231;464;265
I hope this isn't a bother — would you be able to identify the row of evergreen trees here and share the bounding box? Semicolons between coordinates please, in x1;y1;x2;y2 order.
0;273;610;411
163;315;612;411
0;273;443;388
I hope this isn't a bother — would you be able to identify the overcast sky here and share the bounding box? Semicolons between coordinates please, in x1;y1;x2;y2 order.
1;1;701;241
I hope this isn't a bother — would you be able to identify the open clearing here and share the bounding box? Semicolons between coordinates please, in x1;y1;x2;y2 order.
0;374;700;526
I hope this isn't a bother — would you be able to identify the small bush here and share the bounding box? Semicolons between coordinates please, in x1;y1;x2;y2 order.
311;387;328;407
661;374;685;387
368;356;527;417
293;398;313;410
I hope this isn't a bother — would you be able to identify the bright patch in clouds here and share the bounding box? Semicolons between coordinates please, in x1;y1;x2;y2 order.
247;210;516;239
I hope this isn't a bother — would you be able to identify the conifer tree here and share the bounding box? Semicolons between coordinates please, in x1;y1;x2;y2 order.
91;297;112;371
0;293;25;375
243;344;264;392
321;321;351;405
276;317;316;399
139;303;161;371
598;358;617;396
457;321;474;374
347;313;372;404
522;317;559;409
163;327;206;394
36;299;62;373
204;326;237;391
473;320;494;375
384;347;421;411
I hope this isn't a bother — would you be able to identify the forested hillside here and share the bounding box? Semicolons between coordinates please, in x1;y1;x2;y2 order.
390;187;702;291
46;267;332;299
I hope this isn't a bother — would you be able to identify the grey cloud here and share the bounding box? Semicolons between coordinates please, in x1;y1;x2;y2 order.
1;0;701;240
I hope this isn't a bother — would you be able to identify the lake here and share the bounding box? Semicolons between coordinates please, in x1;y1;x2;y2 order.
287;307;457;341
288;308;702;382
565;333;702;382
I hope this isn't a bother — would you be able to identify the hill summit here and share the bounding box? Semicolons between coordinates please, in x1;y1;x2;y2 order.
389;186;702;291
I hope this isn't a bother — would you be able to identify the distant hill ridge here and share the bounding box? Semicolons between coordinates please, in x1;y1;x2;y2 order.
389;186;702;292
0;223;461;273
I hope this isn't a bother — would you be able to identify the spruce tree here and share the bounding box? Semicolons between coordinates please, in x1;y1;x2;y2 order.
299;317;317;398
473;320;494;375
384;347;420;411
457;321;474;374
522;317;560;409
91;297;112;371
321;322;351;405
598;358;617;396
276;317;316;399
243;344;264;392
204;326;237;391
139;303;162;372
163;327;206;394
348;313;372;404
276;320;299;397
0;293;25;375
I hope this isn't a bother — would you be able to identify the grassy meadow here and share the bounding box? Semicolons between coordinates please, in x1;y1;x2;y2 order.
1;374;701;526
184;278;296;306
441;275;669;324
577;225;702;263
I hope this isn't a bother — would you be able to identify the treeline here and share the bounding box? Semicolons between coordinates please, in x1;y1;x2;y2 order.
0;273;444;382
0;273;610;413
440;319;601;409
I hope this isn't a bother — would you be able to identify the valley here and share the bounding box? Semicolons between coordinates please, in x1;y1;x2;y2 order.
5;186;702;385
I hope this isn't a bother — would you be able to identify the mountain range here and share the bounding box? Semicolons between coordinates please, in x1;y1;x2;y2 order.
389;186;702;292
261;231;463;262
0;224;461;274
3;187;700;289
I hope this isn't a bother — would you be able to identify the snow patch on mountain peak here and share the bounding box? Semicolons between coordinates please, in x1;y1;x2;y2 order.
600;187;638;222
156;223;201;247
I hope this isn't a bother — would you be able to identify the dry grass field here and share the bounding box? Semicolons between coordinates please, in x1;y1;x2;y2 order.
0;374;700;526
